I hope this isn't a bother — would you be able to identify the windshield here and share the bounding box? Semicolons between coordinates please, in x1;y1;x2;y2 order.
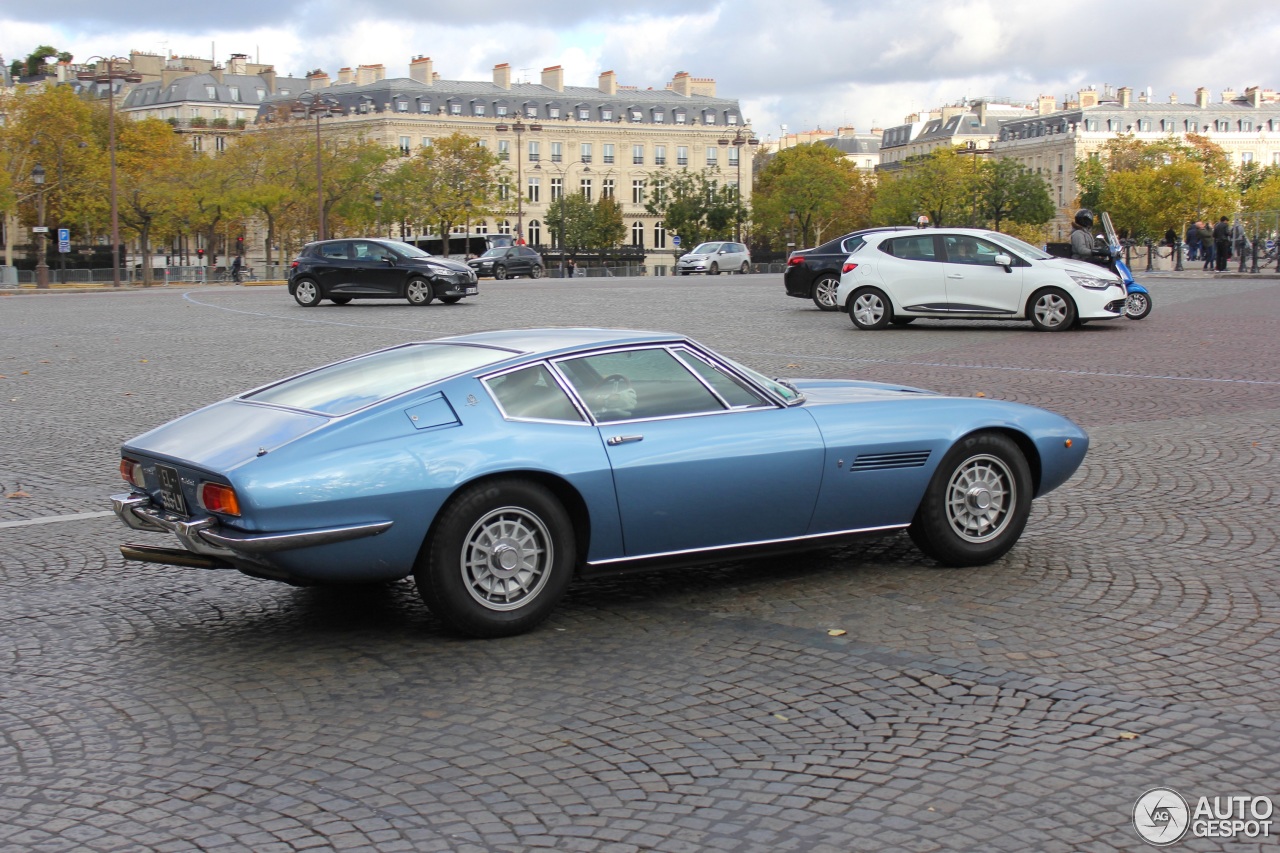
383;241;432;259
480;247;506;259
690;243;722;254
985;232;1052;260
718;355;805;405
245;344;509;415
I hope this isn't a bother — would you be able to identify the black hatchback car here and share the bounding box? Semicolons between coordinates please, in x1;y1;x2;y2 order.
467;245;545;279
288;239;478;307
785;226;916;310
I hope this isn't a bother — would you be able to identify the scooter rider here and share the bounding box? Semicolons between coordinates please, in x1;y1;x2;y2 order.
1070;209;1109;266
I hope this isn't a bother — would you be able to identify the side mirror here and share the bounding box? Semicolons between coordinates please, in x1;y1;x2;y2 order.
994;253;1013;271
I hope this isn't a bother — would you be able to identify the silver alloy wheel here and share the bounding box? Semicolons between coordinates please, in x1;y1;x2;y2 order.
813;276;840;309
461;506;554;611
1033;292;1070;327
407;279;431;304
295;280;318;305
944;453;1016;543
1126;291;1149;318
853;292;886;326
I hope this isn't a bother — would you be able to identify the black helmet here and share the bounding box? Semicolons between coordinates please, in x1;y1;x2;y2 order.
1074;209;1094;228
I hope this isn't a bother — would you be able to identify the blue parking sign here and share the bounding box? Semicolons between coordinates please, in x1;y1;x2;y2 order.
57;228;71;253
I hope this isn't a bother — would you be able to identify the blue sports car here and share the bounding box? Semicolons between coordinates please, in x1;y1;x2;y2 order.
112;329;1088;637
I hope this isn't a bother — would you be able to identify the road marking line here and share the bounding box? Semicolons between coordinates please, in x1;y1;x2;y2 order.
0;511;115;530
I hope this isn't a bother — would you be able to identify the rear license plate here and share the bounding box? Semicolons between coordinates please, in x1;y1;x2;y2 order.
466;287;478;294
155;464;189;517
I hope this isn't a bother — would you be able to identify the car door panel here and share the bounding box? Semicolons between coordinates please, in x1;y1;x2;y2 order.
877;235;946;311
940;235;1024;313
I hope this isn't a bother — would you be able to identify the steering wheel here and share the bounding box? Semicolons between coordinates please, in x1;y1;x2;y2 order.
592;374;636;418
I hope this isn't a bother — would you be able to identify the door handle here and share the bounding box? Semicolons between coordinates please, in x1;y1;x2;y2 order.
607;435;644;446
946;273;964;279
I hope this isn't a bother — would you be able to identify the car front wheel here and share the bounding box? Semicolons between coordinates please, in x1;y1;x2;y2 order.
710;262;720;275
330;297;352;305
1028;287;1076;331
530;265;543;279
909;431;1033;566
811;274;840;311
406;278;434;306
494;265;507;280
848;286;893;329
415;478;575;638
293;279;321;307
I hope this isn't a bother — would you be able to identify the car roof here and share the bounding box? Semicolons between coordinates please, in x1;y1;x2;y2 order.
437;328;687;356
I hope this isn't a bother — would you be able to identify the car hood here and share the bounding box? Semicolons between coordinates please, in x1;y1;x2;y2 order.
792;378;938;403
1045;257;1122;280
123;400;329;473
679;253;710;261
407;256;471;273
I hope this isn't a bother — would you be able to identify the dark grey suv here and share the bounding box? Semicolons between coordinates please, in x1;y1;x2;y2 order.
288;239;477;307
467;245;544;279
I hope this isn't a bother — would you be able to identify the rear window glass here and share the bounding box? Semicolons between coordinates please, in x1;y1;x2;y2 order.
245;344;509;415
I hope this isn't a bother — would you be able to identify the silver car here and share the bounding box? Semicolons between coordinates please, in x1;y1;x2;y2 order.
676;241;751;275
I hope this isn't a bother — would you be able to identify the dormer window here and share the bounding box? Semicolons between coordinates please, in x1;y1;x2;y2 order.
631;109;643;122
473;103;486;116
205;85;217;99
229;86;240;101
675;111;686;124
601;108;613;121
704;112;717;124
653;110;664;123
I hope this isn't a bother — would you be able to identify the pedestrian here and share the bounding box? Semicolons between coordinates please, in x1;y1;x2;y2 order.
566;257;576;279
1200;223;1215;270
1186;221;1200;261
230;254;243;285
1213;216;1231;271
1231;218;1251;272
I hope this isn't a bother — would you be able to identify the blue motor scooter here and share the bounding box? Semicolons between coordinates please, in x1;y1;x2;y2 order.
1100;212;1153;320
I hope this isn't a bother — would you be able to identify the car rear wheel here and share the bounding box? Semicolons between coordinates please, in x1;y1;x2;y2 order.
415;478;575;638
739;262;750;274
494;265;507;280
909;431;1032;567
811;274;840;311
330;297;352;305
293;279;321;307
406;278;434;306
1028;287;1076;331
848;287;893;329
530;265;543;279
710;262;720;275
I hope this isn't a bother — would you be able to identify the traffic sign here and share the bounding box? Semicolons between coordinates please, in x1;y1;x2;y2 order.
32;226;48;233
58;228;70;253
673;236;681;246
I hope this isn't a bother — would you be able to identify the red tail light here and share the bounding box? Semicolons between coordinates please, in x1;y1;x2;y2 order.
119;457;144;488
842;262;858;274
290;260;299;269
786;255;805;266
199;482;241;516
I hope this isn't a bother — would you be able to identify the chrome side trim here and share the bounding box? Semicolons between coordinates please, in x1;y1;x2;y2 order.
112;492;393;556
586;522;909;567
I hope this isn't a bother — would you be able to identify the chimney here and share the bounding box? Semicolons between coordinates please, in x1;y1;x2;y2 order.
689;76;716;97
227;54;247;75
541;65;564;92
1038;94;1057;115
1221;88;1237;103
977;101;988;124
338;67;354;85
1078;88;1099;109
409;56;433;85
494;62;511;90
261;66;276;93
598;70;617;95
307;69;330;91
1169;92;1178;104
356;64;384;85
670;71;691;97
1246;86;1262;108
1118;86;1132;108
1195;87;1209;108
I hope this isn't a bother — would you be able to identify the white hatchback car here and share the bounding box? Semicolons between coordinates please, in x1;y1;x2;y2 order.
834;229;1128;331
676;241;751;275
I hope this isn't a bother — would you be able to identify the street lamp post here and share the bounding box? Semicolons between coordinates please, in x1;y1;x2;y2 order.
551;162;590;277
717;131;759;242
373;190;383;238
32;165;49;288
77;56;139;288
291;93;342;241
463;200;473;258
495;120;541;244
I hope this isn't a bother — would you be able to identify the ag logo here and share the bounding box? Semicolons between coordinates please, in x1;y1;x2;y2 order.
1134;787;1190;846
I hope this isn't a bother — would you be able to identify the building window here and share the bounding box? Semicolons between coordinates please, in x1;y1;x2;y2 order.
581;179;592;202
631;110;642;122
631;221;645;247
528;140;540;162
601;108;613;121
498;139;510;161
632;179;645;204
421;137;432;148
581;143;592;163
551;177;563;200
499;219;511;235
1086;119;1099;131
728;147;739;167
229;86;240;101
498;178;510;201
528;220;541;245
675;111;686;124
602;178;614;199
1139;119;1151;131
1241;151;1254;164
256;88;266;101
215;136;226;153
652;180;665;203
654;111;664;123
655;145;666;166
727;114;738;125
549;107;560;119
451;103;462;115
633;144;644;165
477;140;487;148
397;100;409;113
677;146;689;166
527;177;540;203
526;106;537;119
212;109;224;120
399;136;411;155
1241;120;1253;132
205;85;217;99
419;102;430;113
578;108;590;120
1185;120;1197;131
1273;152;1280;165
653;222;666;248
603;143;615;164
551;141;562;163
706;147;718;166
704;112;717;125
476;221;488;234
191;136;203;152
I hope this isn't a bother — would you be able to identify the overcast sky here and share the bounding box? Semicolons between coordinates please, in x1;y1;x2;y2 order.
5;0;1280;141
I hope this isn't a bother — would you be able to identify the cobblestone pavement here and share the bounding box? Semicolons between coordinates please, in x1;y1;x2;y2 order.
2;274;1278;852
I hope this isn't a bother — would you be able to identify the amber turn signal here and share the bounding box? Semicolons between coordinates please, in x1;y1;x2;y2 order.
1064;439;1073;448
199;482;241;516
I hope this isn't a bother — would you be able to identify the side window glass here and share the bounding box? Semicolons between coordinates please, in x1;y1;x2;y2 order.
673;349;769;409
485;364;583;422
841;235;867;255
558;348;725;423
320;243;347;260
882;236;937;262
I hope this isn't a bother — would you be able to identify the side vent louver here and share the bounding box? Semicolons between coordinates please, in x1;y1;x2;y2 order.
851;450;931;471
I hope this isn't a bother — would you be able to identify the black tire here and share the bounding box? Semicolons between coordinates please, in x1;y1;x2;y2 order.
739;262;750;275
330;297;352;305
1027;287;1077;331
679;270;690;276
293;279;321;307
415;478;575;638
439;295;463;304
891;317;916;326
848;286;893;330
909;432;1033;567
530;265;543;279
494;265;507;280
1125;290;1152;320
406;277;434;306
811;274;840;311
710;262;720;275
